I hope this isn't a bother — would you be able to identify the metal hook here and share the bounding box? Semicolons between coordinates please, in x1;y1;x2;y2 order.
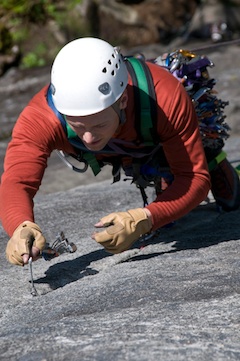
29;257;38;297
56;150;88;173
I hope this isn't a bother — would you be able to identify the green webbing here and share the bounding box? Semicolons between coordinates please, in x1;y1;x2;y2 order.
208;151;227;172
66;122;77;139
127;57;153;143
82;152;101;176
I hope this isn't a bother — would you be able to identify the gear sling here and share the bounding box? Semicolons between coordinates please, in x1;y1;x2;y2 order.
47;55;228;205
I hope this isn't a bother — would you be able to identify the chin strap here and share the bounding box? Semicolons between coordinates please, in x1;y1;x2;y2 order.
111;102;126;125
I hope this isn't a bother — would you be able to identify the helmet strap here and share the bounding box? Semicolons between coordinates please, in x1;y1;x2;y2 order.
111;102;126;125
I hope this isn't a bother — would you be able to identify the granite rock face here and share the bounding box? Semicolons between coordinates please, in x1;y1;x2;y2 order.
0;178;240;360
0;37;240;361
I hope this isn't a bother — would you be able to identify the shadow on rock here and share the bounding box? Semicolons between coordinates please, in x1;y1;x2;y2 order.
129;205;240;262
32;204;240;291
33;249;110;290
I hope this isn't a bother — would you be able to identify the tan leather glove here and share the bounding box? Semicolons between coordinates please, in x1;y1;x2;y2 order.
94;208;152;254
6;221;46;266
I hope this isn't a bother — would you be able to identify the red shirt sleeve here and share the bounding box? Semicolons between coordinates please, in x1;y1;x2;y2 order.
144;63;211;229
0;86;74;236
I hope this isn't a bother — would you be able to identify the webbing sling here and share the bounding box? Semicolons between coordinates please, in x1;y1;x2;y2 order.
126;57;228;172
208;151;227;172
126;57;159;145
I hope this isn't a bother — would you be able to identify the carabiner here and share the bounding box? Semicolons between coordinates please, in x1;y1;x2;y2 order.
56;150;88;173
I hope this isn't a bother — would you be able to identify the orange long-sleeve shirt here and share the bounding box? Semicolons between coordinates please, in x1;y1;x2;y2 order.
0;62;210;236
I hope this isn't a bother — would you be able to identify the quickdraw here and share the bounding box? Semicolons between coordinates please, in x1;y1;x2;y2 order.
154;49;230;150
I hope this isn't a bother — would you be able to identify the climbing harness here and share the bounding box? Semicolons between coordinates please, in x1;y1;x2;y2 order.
46;46;240;249
48;48;236;208
123;49;232;206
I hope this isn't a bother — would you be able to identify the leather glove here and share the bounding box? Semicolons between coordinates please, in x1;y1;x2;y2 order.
93;208;152;254
6;221;46;266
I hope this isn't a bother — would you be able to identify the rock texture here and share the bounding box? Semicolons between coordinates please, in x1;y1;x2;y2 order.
0;177;240;360
92;0;197;46
0;34;240;361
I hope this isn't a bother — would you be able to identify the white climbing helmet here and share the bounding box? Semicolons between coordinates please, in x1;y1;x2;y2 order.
50;37;128;116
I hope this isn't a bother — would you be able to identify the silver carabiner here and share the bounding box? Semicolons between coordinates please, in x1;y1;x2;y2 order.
56;150;88;173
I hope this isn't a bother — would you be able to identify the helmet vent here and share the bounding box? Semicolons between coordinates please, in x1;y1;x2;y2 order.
102;67;107;73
